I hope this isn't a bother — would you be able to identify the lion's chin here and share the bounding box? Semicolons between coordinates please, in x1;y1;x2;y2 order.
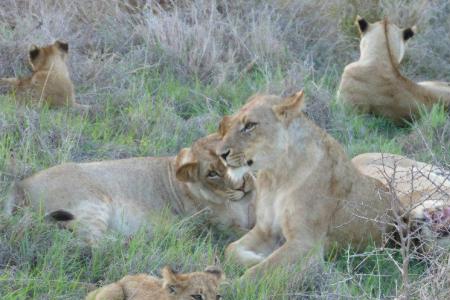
227;166;251;185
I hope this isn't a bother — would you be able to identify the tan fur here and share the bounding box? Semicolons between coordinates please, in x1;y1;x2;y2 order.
5;134;255;245
86;266;224;300
352;152;450;205
217;92;401;277
0;41;87;109
352;152;450;249
338;17;450;123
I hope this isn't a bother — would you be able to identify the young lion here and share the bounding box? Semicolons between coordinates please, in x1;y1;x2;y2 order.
217;91;400;277
0;41;87;108
86;266;224;300
5;134;254;245
338;16;450;123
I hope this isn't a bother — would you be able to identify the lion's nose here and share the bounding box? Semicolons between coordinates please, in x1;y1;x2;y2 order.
220;149;230;161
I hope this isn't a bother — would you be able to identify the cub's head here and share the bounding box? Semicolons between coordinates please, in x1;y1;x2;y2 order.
162;266;224;300
355;16;416;64
175;134;255;230
218;91;305;181
28;40;69;71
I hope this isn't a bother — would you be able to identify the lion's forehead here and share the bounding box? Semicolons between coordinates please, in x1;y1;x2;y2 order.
193;149;222;167
40;46;60;58
230;95;281;124
242;95;280;112
32;46;63;67
192;135;221;155
368;21;402;39
180;274;217;291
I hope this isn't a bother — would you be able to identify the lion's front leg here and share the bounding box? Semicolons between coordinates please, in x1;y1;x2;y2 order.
226;226;278;268
243;238;324;279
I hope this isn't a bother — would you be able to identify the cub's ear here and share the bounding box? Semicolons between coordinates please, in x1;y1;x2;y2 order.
204;266;224;281
175;148;199;182
355;15;369;34
55;40;69;53
403;26;416;41
29;45;40;60
273;90;305;125
218;115;232;137
162;266;180;294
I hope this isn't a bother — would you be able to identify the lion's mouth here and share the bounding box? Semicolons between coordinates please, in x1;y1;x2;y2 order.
235;179;251;194
227;165;251;185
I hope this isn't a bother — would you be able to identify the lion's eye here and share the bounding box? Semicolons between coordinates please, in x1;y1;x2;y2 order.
207;170;220;178
168;285;176;294
241;121;258;133
191;295;203;300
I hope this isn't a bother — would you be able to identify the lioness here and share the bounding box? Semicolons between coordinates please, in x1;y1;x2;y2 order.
217;91;397;277
86;266;224;300
352;152;450;248
338;16;450;123
0;41;88;108
5;134;254;245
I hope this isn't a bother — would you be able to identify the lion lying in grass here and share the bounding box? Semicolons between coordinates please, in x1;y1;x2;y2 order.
353;153;450;249
0;41;88;109
338;16;450;123
86;266;224;300
217;91;448;277
5;134;254;245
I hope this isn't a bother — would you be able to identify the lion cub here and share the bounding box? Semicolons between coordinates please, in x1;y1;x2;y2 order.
86;266;224;300
0;41;87;108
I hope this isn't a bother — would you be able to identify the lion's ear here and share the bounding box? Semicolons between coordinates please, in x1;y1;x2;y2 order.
29;45;40;61
204;266;224;281
55;41;69;53
162;266;181;294
273;90;305;125
355;15;369;34
403;26;416;41
175;148;199;182
218;115;231;137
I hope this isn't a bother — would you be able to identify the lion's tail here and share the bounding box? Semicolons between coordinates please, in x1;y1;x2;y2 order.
4;182;24;216
72;102;96;116
0;77;20;87
3;151;23;216
73;102;91;110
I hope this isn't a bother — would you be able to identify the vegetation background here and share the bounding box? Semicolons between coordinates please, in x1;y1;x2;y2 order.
0;0;449;298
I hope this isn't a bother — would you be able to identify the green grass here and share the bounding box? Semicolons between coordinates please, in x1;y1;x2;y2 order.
1;69;450;299
0;207;429;300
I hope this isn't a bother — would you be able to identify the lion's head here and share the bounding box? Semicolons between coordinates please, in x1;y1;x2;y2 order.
28;40;69;72
162;266;224;300
175;134;253;203
355;16;416;64
175;134;255;230
86;266;225;300
217;91;305;181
